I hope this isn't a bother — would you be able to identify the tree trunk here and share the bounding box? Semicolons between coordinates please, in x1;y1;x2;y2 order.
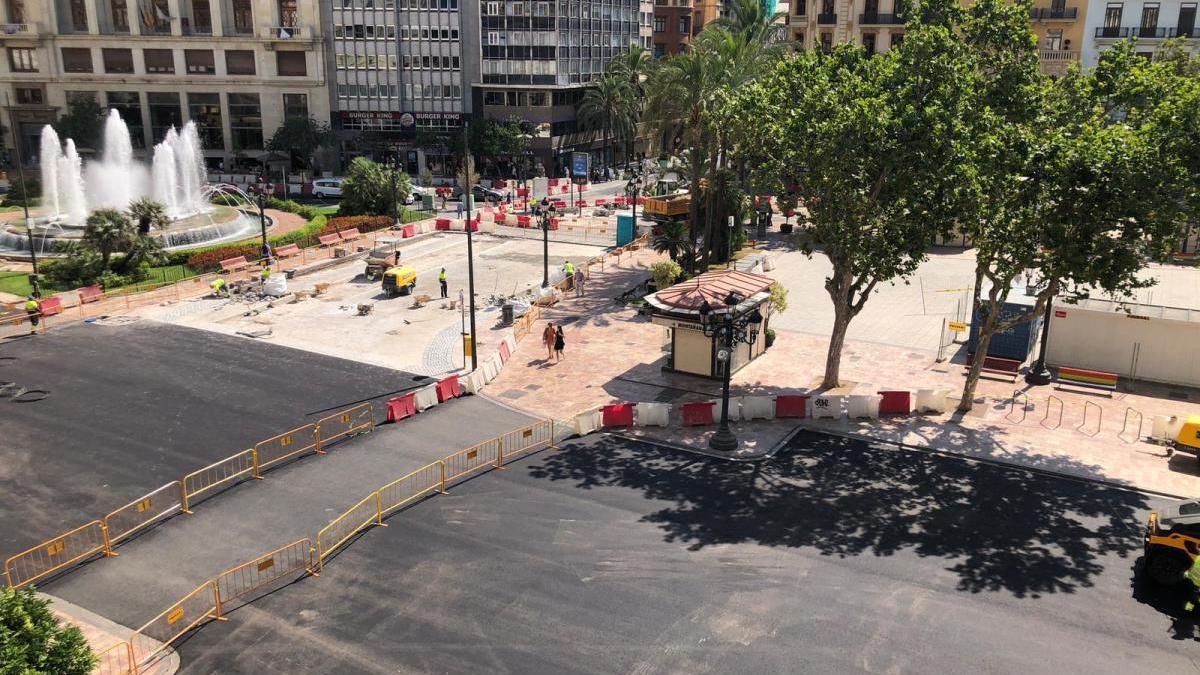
958;311;998;413
686;155;703;275
821;269;854;389
823;301;851;389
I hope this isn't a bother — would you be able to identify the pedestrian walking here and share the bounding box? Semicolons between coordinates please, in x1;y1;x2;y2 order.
507;191;513;206
393;250;401;266
573;267;585;297
456;200;464;219
438;267;448;298
553;325;565;362
542;322;556;360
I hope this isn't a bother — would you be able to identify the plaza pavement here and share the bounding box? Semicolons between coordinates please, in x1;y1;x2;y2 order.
483;245;1200;498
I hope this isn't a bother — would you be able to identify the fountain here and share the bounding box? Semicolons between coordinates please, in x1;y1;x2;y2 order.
0;110;267;256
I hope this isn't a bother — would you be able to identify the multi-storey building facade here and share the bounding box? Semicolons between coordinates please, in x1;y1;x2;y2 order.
0;0;327;171
329;0;478;177
787;0;1086;75
653;0;694;57
473;0;653;174
1082;0;1198;65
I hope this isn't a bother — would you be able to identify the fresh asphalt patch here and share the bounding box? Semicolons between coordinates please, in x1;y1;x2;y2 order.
169;431;1198;674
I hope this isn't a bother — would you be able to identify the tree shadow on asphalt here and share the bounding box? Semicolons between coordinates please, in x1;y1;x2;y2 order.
529;430;1149;599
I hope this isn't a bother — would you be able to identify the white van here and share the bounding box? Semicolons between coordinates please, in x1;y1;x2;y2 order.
313;178;343;199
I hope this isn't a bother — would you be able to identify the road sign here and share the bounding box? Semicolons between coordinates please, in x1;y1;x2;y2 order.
948;321;967;333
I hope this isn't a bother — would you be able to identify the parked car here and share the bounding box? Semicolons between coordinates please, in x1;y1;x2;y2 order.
312;178;343;199
471;185;507;203
406;184;432;205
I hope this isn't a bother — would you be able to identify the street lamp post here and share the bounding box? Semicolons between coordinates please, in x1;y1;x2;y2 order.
6;95;40;297
1025;292;1056;386
626;169;641;230
535;197;556;287
256;186;271;260
387;157;402;226
698;291;764;453
462;120;478;371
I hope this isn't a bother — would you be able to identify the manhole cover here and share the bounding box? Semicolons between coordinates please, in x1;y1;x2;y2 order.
524;384;542;391
500;390;527;400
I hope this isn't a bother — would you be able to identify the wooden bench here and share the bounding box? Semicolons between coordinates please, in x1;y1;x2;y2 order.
317;233;341;247
219;256;251;274
1056;366;1118;396
338;228;362;241
274;243;301;259
965;352;1022;382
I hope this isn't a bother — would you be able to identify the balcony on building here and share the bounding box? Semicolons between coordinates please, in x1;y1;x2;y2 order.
1029;6;1078;21
858;13;903;25
0;21;38;38
1095;25;1173;39
817;12;836;25
1039;49;1078;63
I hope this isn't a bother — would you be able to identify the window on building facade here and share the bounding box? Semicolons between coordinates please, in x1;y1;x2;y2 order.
187;93;223;148
862;33;876;54
144;0;170;33
225;49;255;74
1103;3;1123;37
1044;28;1063;50
653;15;664;31
1181;3;1197;37
106;92;145;147
147;92;181;142
278;0;297;26
62;47;93;72
282;93;307;119
276;51;306;76
15;86;43;104
5;0;25;23
65;91;97;104
819;32;832;53
144;48;175;73
7;47;35;71
185;50;215;74
232;0;253;34
228;93;263;150
1140;2;1159;36
678;16;689;34
190;0;212;33
69;0;88;31
102;48;133;73
110;0;128;31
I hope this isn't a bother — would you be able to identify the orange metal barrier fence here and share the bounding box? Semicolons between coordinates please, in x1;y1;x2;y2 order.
215;538;314;613
379;462;445;516
444;437;502;483
3;520;107;589
131;581;221;666
95;640;136;675
315;403;374;448
181;449;259;513
499;420;555;462
255;424;321;471
316;492;384;569
103;481;184;550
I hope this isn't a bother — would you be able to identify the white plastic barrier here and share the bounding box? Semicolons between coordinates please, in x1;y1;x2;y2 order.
1151;415;1186;442
915;388;953;413
476;219;495;233
482;356;501;382
847;394;881;419
739;396;775;421
811;395;844;419
635;402;671;427
462;369;487;394
573;408;602;436
478;210;495;222
505;214;519;226
449;219;466;231
709;399;741;423
414;384;440;411
503;334;517;357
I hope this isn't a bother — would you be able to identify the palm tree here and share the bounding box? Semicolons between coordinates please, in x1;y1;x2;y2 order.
127;197;170;233
609;46;655;161
82;208;134;271
652;220;694;264
576;74;634;172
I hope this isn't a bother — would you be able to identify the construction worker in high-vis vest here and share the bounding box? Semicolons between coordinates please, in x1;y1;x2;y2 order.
438;268;448;298
210;277;228;297
1184;555;1200;612
260;264;272;282
24;296;39;334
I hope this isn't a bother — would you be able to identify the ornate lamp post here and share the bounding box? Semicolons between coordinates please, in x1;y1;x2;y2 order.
256;184;272;259
535;196;557;287
626;169;642;227
386;156;402;227
698;290;764;452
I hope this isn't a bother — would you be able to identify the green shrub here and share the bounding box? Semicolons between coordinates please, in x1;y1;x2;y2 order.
650;259;683;290
42;248;103;289
5;177;41;207
0;586;96;675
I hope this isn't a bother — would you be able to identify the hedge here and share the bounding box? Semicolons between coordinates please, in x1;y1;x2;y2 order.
186;242;263;270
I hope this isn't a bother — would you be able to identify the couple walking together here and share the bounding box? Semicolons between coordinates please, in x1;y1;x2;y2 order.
542;323;566;363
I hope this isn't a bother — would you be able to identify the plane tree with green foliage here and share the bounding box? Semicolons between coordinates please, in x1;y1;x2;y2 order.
724;13;975;388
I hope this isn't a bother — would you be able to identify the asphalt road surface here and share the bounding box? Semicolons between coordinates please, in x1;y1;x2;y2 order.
164;431;1197;674
0;321;428;555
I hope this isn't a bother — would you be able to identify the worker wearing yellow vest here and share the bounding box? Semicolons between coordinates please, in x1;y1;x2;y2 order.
562;260;575;290
24;296;39;334
260;264;272;282
438;267;448;298
1184;555;1200;612
210;278;228;297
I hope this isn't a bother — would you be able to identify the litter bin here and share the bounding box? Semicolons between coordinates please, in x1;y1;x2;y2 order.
501;303;514;325
422;194;434;211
